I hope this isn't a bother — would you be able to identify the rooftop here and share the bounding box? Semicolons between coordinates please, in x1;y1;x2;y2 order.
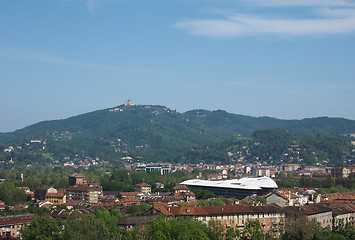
181;176;278;190
0;214;34;226
135;182;151;187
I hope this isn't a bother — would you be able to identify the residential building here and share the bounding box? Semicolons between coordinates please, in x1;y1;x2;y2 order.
45;191;67;205
34;186;57;201
117;215;160;231
321;192;355;204
330;204;355;228
69;173;87;186
173;185;196;202
157;204;285;238
330;167;355;178
301;204;333;229
266;189;301;207
0;201;7;210
281;164;301;172
0;214;34;239
135;182;151;193
173;185;190;194
284;204;333;229
67;183;102;203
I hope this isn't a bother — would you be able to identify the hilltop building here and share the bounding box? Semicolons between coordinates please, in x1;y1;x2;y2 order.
125;99;134;106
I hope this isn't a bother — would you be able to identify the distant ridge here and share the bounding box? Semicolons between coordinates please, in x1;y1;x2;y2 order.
0;104;354;164
1;104;354;142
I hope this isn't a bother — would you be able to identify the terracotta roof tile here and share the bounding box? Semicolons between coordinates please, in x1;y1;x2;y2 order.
135;182;151;187
0;214;34;226
173;185;190;190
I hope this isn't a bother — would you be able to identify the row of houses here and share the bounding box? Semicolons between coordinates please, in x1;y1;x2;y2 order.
118;202;355;238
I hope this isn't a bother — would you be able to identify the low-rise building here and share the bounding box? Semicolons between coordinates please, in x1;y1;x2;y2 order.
135;182;151;193
330;167;355;178
284;204;333;229
0;214;34;239
0;201;8;210
69;173;87;186
34;186;57;201
157;204;285;238
45;190;67;205
266;189;300;207
117;215;161;231
331;204;355;228
301;204;333;229
252;168;271;177
67;183;102;203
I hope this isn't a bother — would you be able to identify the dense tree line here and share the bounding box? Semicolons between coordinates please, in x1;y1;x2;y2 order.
0;184;27;205
276;176;355;192
20;212;355;240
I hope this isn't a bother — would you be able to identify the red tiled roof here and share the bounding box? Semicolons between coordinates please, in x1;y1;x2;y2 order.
322;192;355;203
0;202;8;210
158;204;281;217
0;214;34;226
35;186;52;190
173;185;190;190
10;205;28;211
300;204;332;215
46;192;66;198
135;182;151;187
67;183;102;191
120;192;141;197
69;173;86;178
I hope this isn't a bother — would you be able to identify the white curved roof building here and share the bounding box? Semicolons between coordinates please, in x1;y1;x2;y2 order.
180;176;278;199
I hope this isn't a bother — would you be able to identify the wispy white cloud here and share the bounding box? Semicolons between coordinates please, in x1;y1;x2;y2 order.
84;0;124;12
0;46;175;75
86;0;98;12
174;5;355;38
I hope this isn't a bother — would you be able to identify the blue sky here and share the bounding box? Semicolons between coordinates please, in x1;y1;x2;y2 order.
1;0;355;132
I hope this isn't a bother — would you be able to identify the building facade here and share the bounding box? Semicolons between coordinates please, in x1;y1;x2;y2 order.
45;191;67;205
158;204;285;238
135;182;151;193
34;186;57;201
0;214;34;239
67;184;102;203
69;173;87;186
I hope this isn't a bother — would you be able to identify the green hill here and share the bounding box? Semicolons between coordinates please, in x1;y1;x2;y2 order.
0;104;354;165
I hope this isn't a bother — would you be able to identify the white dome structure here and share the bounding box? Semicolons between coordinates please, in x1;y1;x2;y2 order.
180;176;278;199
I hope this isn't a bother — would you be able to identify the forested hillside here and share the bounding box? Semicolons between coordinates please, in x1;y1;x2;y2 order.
0;104;354;166
181;129;354;166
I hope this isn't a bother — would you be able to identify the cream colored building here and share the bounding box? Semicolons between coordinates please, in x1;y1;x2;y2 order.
0;214;33;239
331;205;355;228
135;182;151;193
158;204;285;238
